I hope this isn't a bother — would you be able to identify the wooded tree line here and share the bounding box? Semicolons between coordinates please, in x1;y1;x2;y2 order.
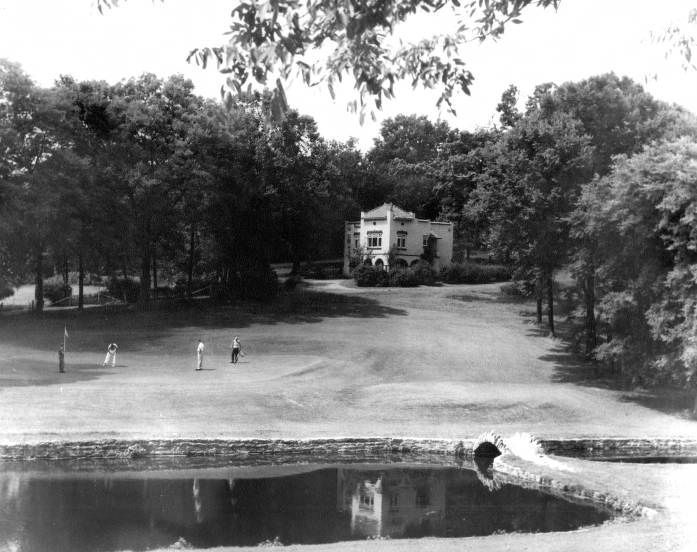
2;60;697;401
0;59;368;307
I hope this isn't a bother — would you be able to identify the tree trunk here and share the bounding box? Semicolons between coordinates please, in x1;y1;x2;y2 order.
63;256;69;287
78;253;84;311
187;225;195;298
547;276;555;336
152;244;158;301
139;247;151;304
693;393;697;419
535;276;543;324
583;272;597;355
34;250;44;313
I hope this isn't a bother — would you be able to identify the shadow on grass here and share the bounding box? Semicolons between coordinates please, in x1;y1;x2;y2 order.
0;290;408;354
519;305;697;420
0;359;114;388
447;289;527;305
617;389;696;418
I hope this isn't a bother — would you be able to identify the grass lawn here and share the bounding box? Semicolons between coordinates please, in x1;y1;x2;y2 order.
0;281;694;443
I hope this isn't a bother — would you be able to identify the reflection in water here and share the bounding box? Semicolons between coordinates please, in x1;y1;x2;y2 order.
338;469;446;539
0;464;612;551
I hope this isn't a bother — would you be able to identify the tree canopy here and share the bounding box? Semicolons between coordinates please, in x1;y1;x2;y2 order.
97;0;559;120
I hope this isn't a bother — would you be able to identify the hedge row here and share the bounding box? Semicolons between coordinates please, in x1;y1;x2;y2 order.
440;262;511;284
353;261;437;287
354;261;511;288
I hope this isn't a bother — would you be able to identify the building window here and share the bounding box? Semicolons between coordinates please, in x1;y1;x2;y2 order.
396;232;407;249
367;232;382;248
416;488;430;507
353;233;360;249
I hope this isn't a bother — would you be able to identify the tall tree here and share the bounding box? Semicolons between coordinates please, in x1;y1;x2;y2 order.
496;84;521;128
106;74;201;303
53;77;118;309
475;110;593;333
0;60;69;311
264;110;330;273
529;74;684;351
368;114;452;218
575;138;697;414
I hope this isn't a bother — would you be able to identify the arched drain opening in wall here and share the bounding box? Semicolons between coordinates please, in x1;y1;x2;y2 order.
474;441;502;458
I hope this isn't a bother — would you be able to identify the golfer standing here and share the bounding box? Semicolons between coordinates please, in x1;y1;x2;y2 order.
103;343;118;367
231;336;241;363
196;339;205;371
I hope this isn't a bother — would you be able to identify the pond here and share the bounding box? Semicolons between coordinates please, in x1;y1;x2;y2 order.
0;460;612;551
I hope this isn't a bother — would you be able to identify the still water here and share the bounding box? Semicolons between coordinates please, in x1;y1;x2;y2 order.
0;462;612;551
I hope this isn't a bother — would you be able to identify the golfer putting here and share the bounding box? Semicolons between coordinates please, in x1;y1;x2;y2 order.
102;343;118;367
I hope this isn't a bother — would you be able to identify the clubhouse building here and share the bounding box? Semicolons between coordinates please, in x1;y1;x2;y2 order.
343;203;454;276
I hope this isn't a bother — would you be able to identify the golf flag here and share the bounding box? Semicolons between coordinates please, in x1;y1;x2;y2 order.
64;326;69;339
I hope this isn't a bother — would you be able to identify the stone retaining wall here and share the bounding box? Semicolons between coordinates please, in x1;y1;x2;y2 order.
1;436;696;461
541;438;697;458
0;437;469;461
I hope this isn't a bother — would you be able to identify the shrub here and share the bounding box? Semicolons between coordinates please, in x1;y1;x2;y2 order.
43;276;72;305
153;286;174;299
441;262;512;284
284;274;302;291
236;264;279;300
107;277;141;303
0;282;14;301
375;268;390;287
353;265;380;287
301;262;322;279
173;277;212;297
389;269;419;287
411;260;436;285
348;246;366;271
65;271;103;285
300;263;343;280
499;282;527;297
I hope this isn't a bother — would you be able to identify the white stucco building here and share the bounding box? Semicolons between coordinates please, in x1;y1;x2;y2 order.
343;203;454;276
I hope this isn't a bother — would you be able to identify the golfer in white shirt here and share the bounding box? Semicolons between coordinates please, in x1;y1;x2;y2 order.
196;340;205;371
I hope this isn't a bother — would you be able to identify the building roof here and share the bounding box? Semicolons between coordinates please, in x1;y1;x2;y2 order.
362;203;415;220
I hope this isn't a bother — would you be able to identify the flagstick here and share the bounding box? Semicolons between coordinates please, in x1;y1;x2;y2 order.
63;326;67;355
